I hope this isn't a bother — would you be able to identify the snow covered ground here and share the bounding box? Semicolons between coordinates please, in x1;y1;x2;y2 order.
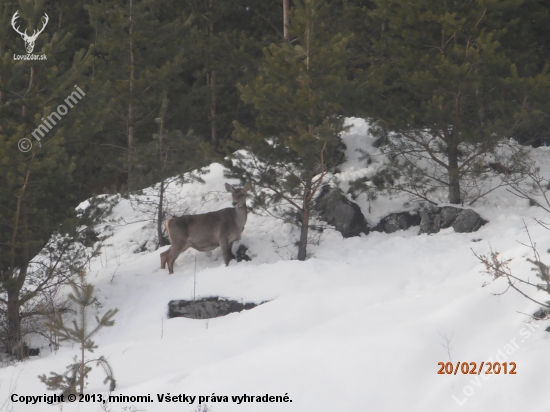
3;119;550;411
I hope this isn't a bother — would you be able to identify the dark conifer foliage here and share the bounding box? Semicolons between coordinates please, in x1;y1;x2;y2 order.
226;0;354;260
1;0;549;357
500;0;550;147
357;0;550;204
0;0;283;357
0;0;98;356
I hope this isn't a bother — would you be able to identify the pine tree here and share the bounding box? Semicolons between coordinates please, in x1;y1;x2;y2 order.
361;0;550;204
227;0;352;260
0;0;100;357
39;273;117;395
498;0;550;147
0;0;285;356
177;0;282;154
85;0;190;189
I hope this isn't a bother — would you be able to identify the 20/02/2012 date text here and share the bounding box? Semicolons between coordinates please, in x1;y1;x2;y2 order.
437;361;516;375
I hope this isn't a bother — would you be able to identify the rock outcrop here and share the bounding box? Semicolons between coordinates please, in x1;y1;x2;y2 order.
314;186;369;238
419;207;487;234
168;297;263;319
372;211;421;234
373;206;486;235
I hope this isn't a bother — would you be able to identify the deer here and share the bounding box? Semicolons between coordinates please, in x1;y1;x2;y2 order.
11;11;49;54
160;183;248;274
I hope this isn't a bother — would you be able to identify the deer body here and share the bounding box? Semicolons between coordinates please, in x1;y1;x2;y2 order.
160;183;248;274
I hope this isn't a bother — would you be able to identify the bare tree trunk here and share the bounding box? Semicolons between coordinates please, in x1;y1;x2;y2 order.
297;180;312;261
0;39;3;115
0;37;3;131
283;0;290;41
448;140;461;204
7;205;28;358
127;0;135;188
157;180;165;248
157;102;166;249
7;289;22;358
5;165;32;357
79;302;85;394
298;13;316;261
208;1;218;150
210;71;217;149
306;5;311;70
297;206;309;261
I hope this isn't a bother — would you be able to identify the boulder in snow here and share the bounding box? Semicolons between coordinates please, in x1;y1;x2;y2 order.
314;186;369;238
375;206;486;235
372;211;421;234
419;206;486;234
168;297;263;319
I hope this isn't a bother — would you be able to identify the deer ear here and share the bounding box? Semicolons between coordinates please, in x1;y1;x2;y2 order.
225;183;234;193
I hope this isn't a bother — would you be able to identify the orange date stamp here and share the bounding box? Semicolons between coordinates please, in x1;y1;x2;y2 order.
437;361;516;375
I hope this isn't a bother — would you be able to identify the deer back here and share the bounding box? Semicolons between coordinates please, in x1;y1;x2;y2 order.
166;184;248;252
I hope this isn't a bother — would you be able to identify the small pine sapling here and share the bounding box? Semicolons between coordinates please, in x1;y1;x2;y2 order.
39;273;118;395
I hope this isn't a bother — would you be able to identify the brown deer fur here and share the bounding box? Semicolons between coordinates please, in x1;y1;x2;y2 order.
160;183;248;274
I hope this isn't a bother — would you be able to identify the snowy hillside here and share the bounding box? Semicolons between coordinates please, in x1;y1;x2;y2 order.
3;119;550;412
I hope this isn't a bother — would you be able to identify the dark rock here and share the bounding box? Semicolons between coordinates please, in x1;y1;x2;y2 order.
168;297;264;319
376;206;487;235
533;308;548;320
419;207;461;234
419;207;487;234
440;207;463;228
418;210;435;234
372;212;421;234
235;244;251;262
314;186;369;238
82;228;99;247
26;347;40;357
15;344;40;358
452;209;487;233
331;140;347;172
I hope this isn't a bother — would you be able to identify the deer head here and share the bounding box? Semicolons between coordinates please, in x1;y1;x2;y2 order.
225;183;248;207
11;11;49;54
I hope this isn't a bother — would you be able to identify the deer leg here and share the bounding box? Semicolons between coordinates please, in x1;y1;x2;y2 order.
167;245;185;275
160;247;170;269
220;238;233;266
228;241;236;261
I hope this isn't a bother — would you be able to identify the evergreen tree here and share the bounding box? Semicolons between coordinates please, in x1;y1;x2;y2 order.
227;0;352;260
85;0;190;189
361;0;550;204
0;0;283;355
499;0;550;147
181;0;281;153
0;0;100;357
39;273;117;395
